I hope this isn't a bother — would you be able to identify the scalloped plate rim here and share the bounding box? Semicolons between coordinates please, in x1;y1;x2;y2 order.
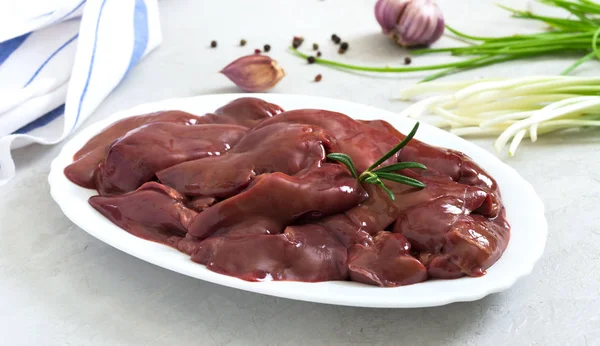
48;93;547;308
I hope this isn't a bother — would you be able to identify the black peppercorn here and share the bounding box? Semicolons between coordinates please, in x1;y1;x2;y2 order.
331;34;341;44
264;44;271;52
307;56;316;64
315;74;322;82
292;36;304;49
340;42;349;50
240;39;247;46
313;43;319;50
210;40;217;48
317;51;322;57
404;56;412;65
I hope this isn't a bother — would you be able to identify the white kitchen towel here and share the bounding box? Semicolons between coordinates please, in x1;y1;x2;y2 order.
0;0;162;185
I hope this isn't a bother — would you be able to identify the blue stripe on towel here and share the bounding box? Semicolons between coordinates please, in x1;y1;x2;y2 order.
24;34;79;87
56;0;87;22
34;11;56;19
0;33;30;65
126;0;149;73
13;104;65;134
72;0;108;130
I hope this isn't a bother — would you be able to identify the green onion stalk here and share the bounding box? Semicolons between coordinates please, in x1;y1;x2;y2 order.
398;76;600;155
291;0;600;82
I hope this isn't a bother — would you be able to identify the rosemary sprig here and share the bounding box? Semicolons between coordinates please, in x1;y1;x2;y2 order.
327;122;426;201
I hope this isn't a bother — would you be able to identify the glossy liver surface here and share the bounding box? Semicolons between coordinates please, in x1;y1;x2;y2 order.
67;97;510;287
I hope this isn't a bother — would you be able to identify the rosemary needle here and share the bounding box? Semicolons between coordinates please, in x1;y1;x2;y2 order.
327;122;427;201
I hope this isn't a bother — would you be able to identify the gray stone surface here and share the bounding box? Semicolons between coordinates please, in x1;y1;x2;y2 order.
1;0;599;344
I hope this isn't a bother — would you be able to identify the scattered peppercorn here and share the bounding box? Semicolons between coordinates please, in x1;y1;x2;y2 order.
240;39;247;46
292;36;304;49
264;44;271;52
307;56;316;64
254;48;261;54
338;48;345;54
315;74;322;82
331;34;341;44
404;56;412;65
210;40;217;48
313;43;319;50
317;51;322;57
340;42;349;50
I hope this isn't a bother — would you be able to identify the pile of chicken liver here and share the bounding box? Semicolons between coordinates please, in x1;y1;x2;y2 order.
64;97;510;287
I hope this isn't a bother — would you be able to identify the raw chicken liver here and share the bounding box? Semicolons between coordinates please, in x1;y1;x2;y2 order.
95;123;247;195
89;182;197;243
157;123;336;198
65;97;280;189
67;98;510;287
65;110;203;188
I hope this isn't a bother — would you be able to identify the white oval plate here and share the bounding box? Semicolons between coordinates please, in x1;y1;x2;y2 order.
49;94;547;308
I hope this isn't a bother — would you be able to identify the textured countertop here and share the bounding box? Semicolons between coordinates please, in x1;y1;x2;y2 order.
1;0;599;345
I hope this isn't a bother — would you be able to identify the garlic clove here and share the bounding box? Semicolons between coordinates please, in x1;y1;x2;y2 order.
220;55;285;92
375;0;445;48
375;0;410;35
396;0;444;47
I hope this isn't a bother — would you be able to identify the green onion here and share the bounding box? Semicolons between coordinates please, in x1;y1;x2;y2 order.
399;76;600;156
290;0;600;81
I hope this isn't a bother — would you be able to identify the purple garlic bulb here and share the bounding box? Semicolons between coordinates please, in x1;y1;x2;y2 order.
375;0;445;47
